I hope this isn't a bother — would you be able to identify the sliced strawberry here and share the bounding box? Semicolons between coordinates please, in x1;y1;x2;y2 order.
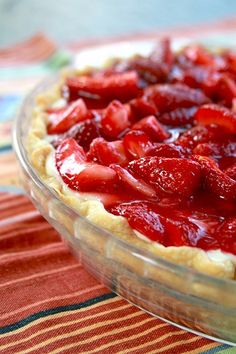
75;165;118;192
224;51;236;75
109;201;166;243
128;57;168;84
232;98;236;113
215;217;236;254
196;215;236;254
45;107;66;114
193;142;236;158
132;115;170;142
171;65;219;93
128;157;201;197
158;107;197;126
110;165;156;198
195;104;236;134
130;97;157;119
182;45;221;67
123;130;154;159
176;125;225;149
216;75;236;107
150;37;174;71
55;138;86;189
225;164;236;180
66;71;139;102
56;138;118;192
175;69;236;105
47;99;88;134
145;83;209;113
147;143;190;158
165;218;201;247
56;118;101;151
193;155;236;200
87;137;128;166
101;100;130;138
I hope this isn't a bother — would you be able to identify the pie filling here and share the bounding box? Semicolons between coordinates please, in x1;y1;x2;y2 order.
45;39;236;256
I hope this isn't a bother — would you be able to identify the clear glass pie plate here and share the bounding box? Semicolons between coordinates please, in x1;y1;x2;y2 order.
13;36;236;345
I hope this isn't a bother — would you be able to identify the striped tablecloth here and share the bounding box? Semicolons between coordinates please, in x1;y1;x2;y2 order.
0;22;236;353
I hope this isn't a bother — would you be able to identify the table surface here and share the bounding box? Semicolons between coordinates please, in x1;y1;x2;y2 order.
1;0;236;47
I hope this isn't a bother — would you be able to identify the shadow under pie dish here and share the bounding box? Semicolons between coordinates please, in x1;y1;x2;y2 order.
14;37;236;344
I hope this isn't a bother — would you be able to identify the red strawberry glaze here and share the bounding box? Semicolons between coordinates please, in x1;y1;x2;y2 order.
49;40;236;256
47;99;88;134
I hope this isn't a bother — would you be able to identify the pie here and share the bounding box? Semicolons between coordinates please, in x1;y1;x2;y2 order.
27;38;236;280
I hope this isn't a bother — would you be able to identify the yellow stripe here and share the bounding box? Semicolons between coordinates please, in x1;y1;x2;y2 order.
50;322;170;354
0;302;132;351
179;342;219;354
149;335;209;353
0;295;119;338
125;331;217;354
117;330;203;354
16;314;160;354
0;284;103;321
89;329;184;354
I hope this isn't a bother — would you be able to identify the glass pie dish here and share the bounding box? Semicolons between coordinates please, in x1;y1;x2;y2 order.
14;37;236;345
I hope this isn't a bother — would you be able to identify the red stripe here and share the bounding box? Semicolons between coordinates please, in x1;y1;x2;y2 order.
0;34;56;66
0;193;108;328
0;223;59;248
0;195;31;211
0;266;106;327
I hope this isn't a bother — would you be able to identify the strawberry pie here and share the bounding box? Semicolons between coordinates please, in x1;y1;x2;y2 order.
27;39;236;280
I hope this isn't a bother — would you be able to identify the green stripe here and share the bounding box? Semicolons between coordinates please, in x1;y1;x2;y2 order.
217;348;236;353
0;144;12;153
0;292;116;335
202;344;234;353
0;51;71;79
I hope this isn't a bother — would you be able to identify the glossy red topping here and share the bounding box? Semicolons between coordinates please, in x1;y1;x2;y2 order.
128;157;201;197
123;130;154;159
132;115;170;141
49;40;236;255
101;100;131;138
47;99;88;134
66;71;139;103
195;104;236;133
